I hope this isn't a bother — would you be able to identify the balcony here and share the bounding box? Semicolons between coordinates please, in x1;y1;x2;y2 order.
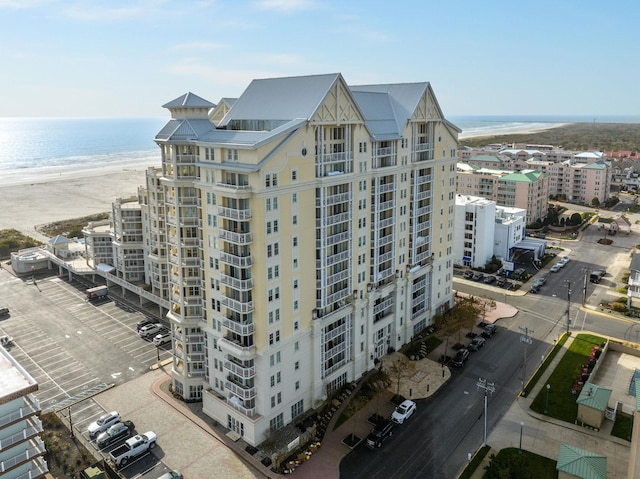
0;438;46;474
222;297;254;314
13;456;48;479
316;212;350;228
175;154;197;164
374;182;395;194
317;151;350;164
219;230;253;245
219;337;256;359
315;192;351;207
223;318;255;336
217;206;251;221
225;379;257;401
414;189;431;201
0;395;40;428
414;173;433;185
317;269;350;289
413;142;430;152
317;250;351;268
0;418;43;451
220;252;253;268
221;274;253;291
227;398;257;417
224;359;256;379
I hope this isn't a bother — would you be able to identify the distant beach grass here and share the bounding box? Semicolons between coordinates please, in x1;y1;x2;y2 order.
460;122;640;152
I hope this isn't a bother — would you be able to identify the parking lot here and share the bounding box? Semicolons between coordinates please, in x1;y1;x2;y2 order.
0;266;179;477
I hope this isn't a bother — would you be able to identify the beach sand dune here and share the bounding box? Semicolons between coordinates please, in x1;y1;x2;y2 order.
1;166;153;240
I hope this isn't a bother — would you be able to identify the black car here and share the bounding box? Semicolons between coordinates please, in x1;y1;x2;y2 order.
468;337;486;351
451;348;470;367
495;277;507;287
96;420;135;448
482;324;497;338
463;270;474;279
365;419;394;448
483;275;496;284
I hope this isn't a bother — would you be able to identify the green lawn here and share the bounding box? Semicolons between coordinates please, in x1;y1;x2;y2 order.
611;412;633;441
458;445;491;479
483;448;557;479
523;334;568;397
530;334;605;423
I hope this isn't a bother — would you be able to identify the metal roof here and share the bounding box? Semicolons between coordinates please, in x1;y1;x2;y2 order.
556;443;607;479
576;382;612;412
219;73;342;124
351;90;401;140
162;92;216;109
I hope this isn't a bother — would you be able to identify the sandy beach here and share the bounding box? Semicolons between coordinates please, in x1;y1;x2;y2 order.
1;161;158;239
0;122;567;240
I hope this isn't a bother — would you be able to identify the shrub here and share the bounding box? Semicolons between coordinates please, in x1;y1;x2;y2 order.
611;302;627;312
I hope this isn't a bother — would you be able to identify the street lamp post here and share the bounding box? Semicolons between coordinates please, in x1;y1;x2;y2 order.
545;384;551;414
519;421;524;454
565;280;572;335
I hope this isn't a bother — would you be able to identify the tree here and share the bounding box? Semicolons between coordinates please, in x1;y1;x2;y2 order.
387;354;416;396
591;197;600;207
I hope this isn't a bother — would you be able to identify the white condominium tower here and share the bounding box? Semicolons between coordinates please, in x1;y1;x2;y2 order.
153;73;458;446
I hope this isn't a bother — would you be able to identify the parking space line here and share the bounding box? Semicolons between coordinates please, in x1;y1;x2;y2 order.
48;362;84;376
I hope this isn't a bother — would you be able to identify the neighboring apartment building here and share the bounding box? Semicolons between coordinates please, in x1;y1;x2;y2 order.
456;163;549;224
0;346;48;479
460;149;612;205
127;73;459;446
111;196;145;282
453;195;526;268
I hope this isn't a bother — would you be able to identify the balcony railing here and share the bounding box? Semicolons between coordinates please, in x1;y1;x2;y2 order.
0;438;46;473
223;318;255;336
413;142;430;152
13;456;48;479
225;379;257;401
0;395;40;429
0;420;43;451
220;252;253;268
219;337;256;359
224;360;256;379
217;206;252;221
222;297;255;314
221;274;254;291
219;230;253;245
315;192;351;207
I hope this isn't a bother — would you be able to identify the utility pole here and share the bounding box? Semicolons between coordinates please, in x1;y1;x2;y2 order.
565;280;572;335
476;377;495;447
518;326;534;395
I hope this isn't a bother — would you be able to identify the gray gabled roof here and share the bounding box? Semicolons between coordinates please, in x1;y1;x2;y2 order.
631;253;640;273
351;90;402;140
219;73;343;124
155;119;215;141
162;92;216;109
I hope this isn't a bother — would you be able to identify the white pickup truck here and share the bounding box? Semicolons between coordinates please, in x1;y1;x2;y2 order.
109;431;157;466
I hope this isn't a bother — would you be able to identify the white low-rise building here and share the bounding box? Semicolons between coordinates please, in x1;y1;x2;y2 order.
454;195;526;268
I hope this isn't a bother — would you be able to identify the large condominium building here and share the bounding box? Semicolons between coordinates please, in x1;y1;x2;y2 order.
456;163;549;224
0;346;48;479
142;73;459;446
460;149;612;205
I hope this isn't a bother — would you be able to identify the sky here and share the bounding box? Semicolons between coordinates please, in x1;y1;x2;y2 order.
1;0;639;118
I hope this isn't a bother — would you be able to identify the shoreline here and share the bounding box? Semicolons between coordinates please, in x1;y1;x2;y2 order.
458;122;569;140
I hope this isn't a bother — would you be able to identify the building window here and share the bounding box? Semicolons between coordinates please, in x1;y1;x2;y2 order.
291;399;304;419
227;149;238;161
291;170;298;182
295;361;299;370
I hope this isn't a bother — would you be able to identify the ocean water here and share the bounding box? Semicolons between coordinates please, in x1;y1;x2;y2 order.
0;117;166;171
1;115;639;173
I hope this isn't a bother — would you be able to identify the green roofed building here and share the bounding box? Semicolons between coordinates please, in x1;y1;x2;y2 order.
557;443;607;479
576;382;612;430
455;163;549;224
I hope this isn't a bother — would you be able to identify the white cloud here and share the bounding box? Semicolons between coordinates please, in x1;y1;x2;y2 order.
0;0;52;9
253;0;316;13
63;0;168;21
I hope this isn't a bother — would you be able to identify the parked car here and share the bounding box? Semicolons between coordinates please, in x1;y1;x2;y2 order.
483;275;496;284
88;411;121;437
463;270;474;279
468;337;486;351
391;400;416;424
482;324;497;338
590;269;606;283
514;267;526;275
0;307;9;316
136;319;154;331
472;272;485;282
153;331;171;346
529;284;540;294
550;264;562;273
533;276;547;287
365;419;394;448
558;256;570;265
496;277;507;287
96;420;135;448
451;348;470;367
158;472;182;479
139;323;163;338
